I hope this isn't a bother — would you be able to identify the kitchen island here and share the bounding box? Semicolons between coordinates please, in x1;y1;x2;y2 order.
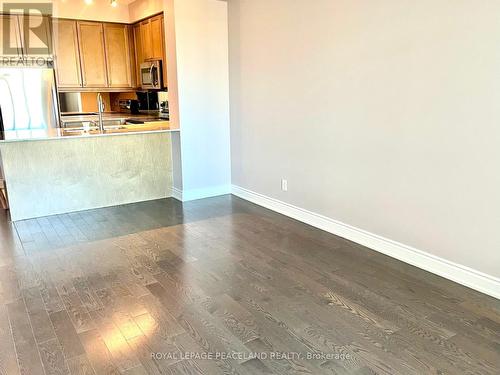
0;124;179;221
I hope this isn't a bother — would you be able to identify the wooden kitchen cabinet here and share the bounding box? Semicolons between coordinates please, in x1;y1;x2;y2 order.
53;19;82;88
18;15;52;56
0;15;23;59
51;16;163;91
133;23;144;86
140;19;153;60
138;14;164;61
133;13;167;88
0;14;51;59
150;15;164;60
77;21;108;88
103;23;133;88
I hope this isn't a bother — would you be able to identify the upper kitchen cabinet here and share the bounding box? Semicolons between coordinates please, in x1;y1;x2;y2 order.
0;15;22;59
133;14;167;88
0;14;51;59
78;21;108;88
139;14;164;60
103;24;134;88
54;19;136;91
140;18;153;60
17;14;52;57
53;19;82;88
150;15;164;60
132;23;144;86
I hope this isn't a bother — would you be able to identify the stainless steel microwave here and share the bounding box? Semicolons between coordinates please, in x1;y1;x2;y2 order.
140;60;162;90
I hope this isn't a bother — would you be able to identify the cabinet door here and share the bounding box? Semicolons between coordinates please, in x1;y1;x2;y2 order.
53;19;82;88
78;22;108;88
133;23;143;87
141;19;152;60
18;15;52;57
0;15;22;59
104;24;133;88
150;15;164;60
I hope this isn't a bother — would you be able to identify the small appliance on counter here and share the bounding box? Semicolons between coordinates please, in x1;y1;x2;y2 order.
117;90;168;119
118;99;131;112
136;91;159;113
119;99;140;115
158;91;169;120
130;100;140;114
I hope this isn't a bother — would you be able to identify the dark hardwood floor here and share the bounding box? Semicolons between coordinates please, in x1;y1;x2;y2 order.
0;195;499;375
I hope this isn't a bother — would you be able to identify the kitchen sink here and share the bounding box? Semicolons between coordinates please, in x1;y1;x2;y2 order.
102;119;128;126
59;116;169;137
62;119;128;129
60;123;128;136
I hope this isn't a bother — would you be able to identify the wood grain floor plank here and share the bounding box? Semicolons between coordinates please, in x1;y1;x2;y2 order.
2;196;498;375
22;287;56;344
137;294;185;339
167;359;204;375
0;304;20;375
57;281;95;334
38;338;70;375
7;298;45;375
72;277;103;312
49;310;86;360
79;329;120;375
172;332;226;375
89;309;141;372
121;364;150;375
66;354;96;375
210;294;260;344
37;270;66;315
0;265;21;303
126;334;164;375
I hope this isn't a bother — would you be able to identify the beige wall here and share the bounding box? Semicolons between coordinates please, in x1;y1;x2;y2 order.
4;0;132;22
228;0;500;279
53;0;131;22
128;0;163;22
5;0;170;23
172;0;231;199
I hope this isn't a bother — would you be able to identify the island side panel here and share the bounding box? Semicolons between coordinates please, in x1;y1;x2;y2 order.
0;132;173;221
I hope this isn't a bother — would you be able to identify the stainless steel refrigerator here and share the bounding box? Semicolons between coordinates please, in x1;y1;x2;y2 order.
0;68;60;132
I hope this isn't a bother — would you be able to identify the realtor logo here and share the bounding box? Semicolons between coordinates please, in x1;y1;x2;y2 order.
2;2;52;56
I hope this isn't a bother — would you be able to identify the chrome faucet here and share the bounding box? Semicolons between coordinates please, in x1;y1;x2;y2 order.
97;93;105;132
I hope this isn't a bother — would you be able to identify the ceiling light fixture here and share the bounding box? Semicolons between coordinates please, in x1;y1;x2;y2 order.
111;0;118;7
84;0;93;5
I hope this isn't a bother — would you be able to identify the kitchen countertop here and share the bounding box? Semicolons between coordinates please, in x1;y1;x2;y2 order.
0;122;179;143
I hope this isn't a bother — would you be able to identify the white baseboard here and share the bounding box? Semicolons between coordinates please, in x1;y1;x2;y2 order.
174;185;231;202
172;187;183;201
232;185;500;299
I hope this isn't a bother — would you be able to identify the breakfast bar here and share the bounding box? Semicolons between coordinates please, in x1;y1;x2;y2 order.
0;126;178;221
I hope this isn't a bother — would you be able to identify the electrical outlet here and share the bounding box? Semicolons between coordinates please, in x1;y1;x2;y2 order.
281;179;288;192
